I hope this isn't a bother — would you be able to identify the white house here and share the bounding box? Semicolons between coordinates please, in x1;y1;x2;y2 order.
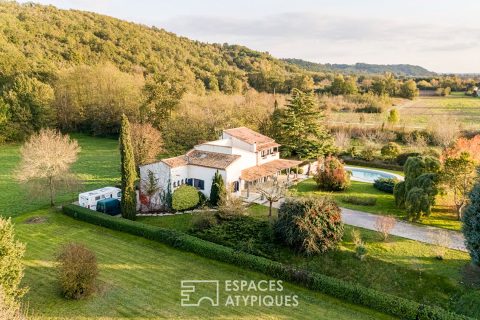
139;127;301;208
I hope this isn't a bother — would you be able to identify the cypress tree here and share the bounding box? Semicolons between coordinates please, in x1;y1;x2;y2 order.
120;114;137;220
463;183;480;265
210;171;226;206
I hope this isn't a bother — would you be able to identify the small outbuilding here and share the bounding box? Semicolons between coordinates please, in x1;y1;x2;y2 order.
78;187;121;211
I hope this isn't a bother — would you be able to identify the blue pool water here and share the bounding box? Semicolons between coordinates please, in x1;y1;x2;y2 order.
345;166;403;183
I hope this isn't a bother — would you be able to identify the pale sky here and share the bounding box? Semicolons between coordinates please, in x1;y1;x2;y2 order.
18;0;480;73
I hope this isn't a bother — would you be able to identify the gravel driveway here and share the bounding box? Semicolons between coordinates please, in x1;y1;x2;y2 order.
341;208;466;252
266;199;467;252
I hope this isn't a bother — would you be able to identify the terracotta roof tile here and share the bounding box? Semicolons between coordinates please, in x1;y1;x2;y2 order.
161;155;188;168
185;149;240;169
241;159;302;181
224;127;275;145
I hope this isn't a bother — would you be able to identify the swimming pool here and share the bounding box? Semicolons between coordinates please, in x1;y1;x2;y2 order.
345;166;404;183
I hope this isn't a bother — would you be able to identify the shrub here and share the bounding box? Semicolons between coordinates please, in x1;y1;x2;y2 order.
172;185;200;211
373;177;397;194
315;156;350;191
463;184;480;266
360;146;376;161
209;171;226;207
374;216;396;241
62;204;466;320
341;196;376;206
351;228;367;260
56;243;98;300
191;213;217;232
216;194;247;220
396;152;421;166
194;216;275;258
381;142;401;160
274;197;343;254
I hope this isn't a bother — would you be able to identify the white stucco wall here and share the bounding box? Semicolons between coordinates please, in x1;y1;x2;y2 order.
257;150;280;165
187;165;226;197
194;144;233;154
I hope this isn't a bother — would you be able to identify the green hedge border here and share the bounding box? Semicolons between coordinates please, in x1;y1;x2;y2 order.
341;157;404;172
62;204;468;320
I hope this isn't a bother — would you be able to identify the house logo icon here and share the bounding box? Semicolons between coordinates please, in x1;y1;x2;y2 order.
180;280;220;307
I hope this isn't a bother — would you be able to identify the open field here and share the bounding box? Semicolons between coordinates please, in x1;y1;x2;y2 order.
1;134;394;319
0;134;120;217
326;92;480;130
15;209;393;319
139;206;474;317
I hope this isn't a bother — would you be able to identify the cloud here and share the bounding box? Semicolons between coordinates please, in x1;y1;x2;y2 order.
161;12;480;72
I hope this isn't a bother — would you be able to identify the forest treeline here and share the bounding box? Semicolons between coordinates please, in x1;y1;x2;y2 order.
1;2;479;151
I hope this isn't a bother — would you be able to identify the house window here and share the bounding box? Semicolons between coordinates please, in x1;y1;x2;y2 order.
173;182;177;188
193;179;205;190
186;178;193;186
233;181;240;192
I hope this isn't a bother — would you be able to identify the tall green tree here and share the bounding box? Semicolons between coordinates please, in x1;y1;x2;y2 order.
398;79;419;99
277;89;334;161
394;156;441;221
120;114;137;220
463;183;480;265
210;171;226;207
443;152;477;219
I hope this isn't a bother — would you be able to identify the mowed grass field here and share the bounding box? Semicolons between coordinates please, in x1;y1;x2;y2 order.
0;134;120;217
0;134;394;319
139;205;472;315
326;92;480;130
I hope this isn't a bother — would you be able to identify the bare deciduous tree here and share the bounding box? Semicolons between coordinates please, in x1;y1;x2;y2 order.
334;130;351;151
130;122;163;169
374;215;396;241
427;116;459;147
255;180;286;218
16;129;80;206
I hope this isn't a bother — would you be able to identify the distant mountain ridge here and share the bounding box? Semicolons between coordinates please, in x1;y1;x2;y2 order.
283;58;436;77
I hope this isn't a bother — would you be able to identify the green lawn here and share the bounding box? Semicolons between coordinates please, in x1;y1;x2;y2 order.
290;179;462;231
0;134;120;217
139;206;474;316
14;209;393;320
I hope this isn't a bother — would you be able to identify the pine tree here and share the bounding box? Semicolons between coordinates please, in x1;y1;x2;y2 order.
210;171;226;206
463;183;480;265
120;114;137;220
279;88;334;160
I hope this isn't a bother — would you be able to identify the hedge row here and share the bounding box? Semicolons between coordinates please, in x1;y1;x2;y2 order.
62;204;469;320
341;157;404;171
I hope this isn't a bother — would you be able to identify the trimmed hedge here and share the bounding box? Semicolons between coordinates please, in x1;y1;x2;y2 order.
374;178;398;194
62;204;469;320
341;157;404;171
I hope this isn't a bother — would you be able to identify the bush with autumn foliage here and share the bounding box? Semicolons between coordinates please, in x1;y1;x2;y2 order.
315;156;351;191
274;197;344;254
443;135;480;164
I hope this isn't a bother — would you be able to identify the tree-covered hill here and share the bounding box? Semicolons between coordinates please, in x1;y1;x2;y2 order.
283;58;436;77
0;1;310;94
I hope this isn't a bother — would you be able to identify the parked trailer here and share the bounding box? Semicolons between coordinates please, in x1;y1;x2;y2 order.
78;187;121;211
